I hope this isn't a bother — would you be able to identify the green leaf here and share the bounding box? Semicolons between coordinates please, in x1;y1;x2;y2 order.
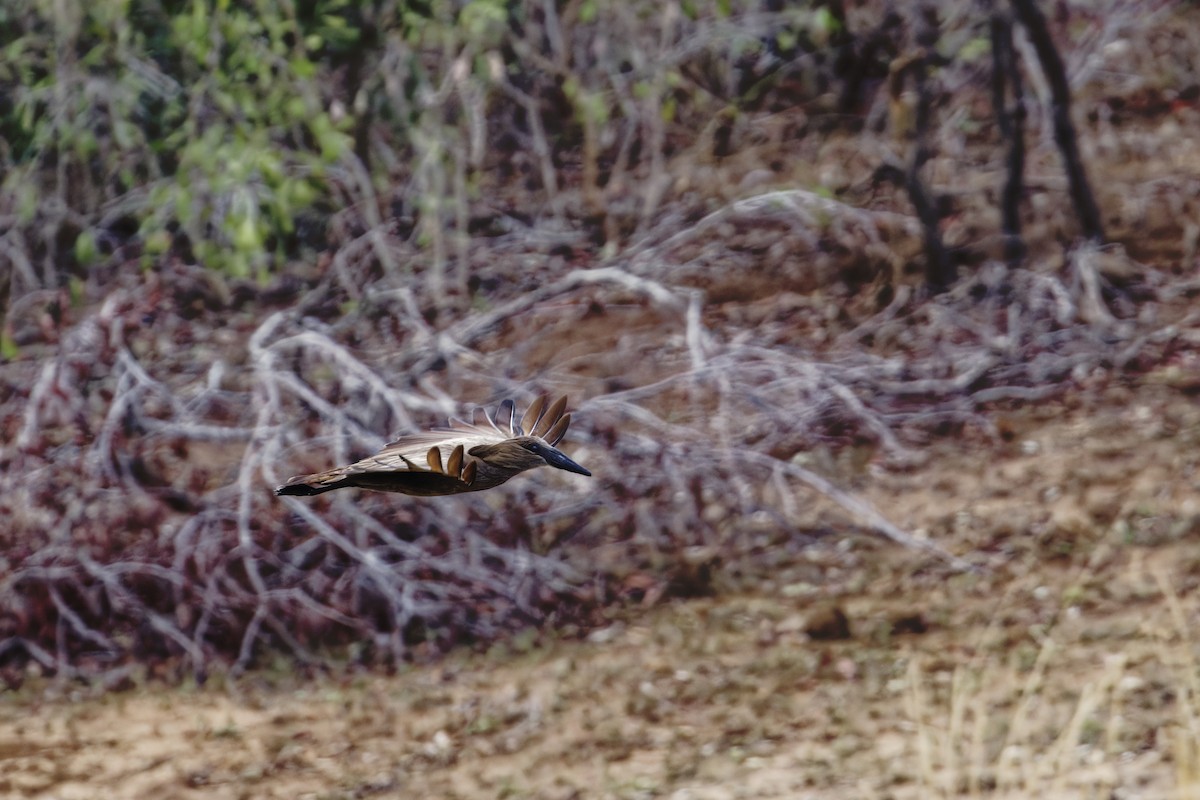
0;328;18;361
661;96;676;123
68;276;85;307
74;230;98;265
232;215;261;252
813;7;841;36
960;36;991;63
145;229;172;254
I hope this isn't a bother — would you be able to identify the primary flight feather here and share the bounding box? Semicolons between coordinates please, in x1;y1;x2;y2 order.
275;395;591;497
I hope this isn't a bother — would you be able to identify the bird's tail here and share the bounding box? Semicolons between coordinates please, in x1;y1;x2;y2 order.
275;470;348;496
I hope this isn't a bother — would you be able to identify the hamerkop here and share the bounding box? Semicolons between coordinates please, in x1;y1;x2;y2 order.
275;395;590;497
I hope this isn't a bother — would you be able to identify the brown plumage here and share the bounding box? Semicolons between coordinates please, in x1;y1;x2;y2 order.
275;395;590;497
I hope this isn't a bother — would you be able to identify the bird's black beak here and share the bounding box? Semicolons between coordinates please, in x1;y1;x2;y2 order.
542;446;591;476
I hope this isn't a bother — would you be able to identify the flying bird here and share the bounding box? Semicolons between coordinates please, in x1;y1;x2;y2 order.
275;395;590;497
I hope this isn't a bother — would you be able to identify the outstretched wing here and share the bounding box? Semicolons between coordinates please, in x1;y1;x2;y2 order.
276;443;479;496
371;393;571;459
371;399;516;465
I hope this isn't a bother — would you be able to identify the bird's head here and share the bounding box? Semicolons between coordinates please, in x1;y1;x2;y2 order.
469;436;591;477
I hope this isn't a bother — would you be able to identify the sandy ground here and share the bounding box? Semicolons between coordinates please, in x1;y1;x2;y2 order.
4;381;1200;800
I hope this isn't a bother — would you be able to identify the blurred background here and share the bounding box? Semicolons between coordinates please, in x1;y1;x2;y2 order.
3;0;1200;795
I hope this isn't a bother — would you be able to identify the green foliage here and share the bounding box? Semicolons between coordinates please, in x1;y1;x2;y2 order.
0;328;17;361
459;0;508;48
1;0;355;280
959;36;992;63
810;6;842;40
147;0;355;279
0;0;865;286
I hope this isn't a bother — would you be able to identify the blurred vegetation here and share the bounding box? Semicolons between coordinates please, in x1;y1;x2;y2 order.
2;0;369;282
0;0;878;291
3;0;919;679
3;0;1197;682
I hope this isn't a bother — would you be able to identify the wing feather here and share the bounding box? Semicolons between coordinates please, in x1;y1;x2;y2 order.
379;426;506;457
520;395;546;437
545;412;571;446
531;396;568;439
446;444;463;476
494;399;516;436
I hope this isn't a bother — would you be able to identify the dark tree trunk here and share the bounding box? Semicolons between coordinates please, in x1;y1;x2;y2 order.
1010;0;1105;242
909;7;954;292
990;9;1028;266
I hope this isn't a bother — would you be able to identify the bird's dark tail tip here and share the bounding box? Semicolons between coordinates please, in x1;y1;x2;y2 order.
275;480;334;496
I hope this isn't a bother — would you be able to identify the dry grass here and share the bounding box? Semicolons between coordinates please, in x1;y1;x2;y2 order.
902;566;1189;800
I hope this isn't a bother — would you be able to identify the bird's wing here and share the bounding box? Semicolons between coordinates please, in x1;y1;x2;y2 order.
331;400;524;493
374;394;571;458
276;441;479;496
377;397;516;454
337;441;480;494
367;428;504;469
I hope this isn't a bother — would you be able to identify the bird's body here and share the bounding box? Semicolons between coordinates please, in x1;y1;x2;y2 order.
276;395;590;497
